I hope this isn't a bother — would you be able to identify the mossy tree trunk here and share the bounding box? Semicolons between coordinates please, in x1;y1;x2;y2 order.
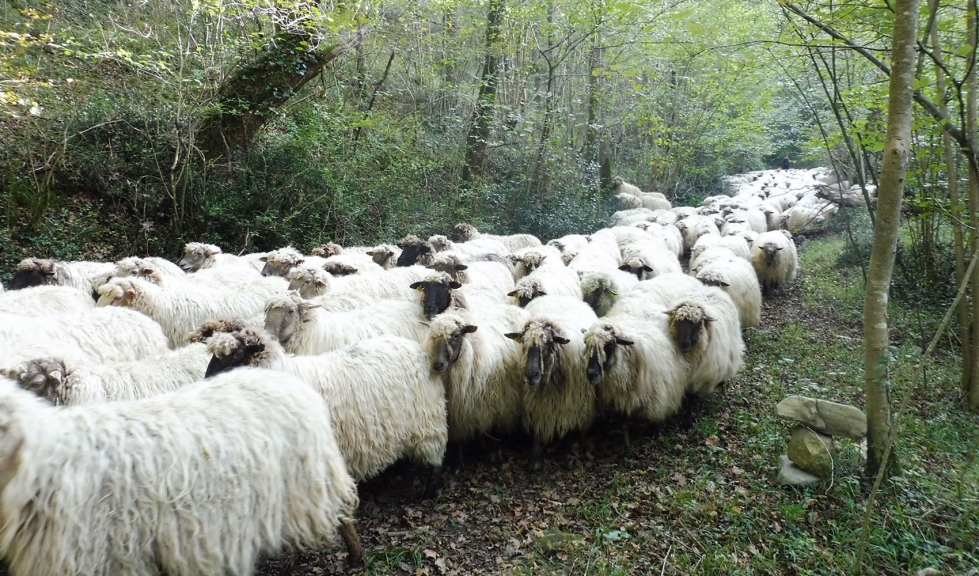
863;0;918;480
460;0;506;191
198;29;366;161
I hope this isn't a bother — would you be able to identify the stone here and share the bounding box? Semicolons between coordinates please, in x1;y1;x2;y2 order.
787;426;835;479
777;454;821;487
776;395;867;440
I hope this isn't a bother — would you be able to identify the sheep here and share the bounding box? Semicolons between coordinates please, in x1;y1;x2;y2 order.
750;230;799;294
427;252;515;296
8;258;115;292
452;223;542;252
426;307;527;447
615;193;643;210
583;314;688;457
608;272;706;317
0;285;94;317
610;208;654;227
675;215;720;252
397;234;437;267
259;246;318;277
507;245;565;280
263;292;430;354
611;176;644;197
0;370;363;575
96;276;284;348
504;295;598;470
567;233;621;275
178;242;255;272
410;271;507;318
509;262;582;306
633;219;685;256
640;193;672;211
693;257;762;328
0;307;169;370
286;264;430;301
579;270;639;317
689;246;741;275
322;253;384;276
115;256;185;279
10;343;209;405
666;288;744;428
671;206;698;220
187;318;248;343
206;330;447;496
365;243;402;269
546;234;590;254
690;233;751;262
618;245;683;280
310;242;344;257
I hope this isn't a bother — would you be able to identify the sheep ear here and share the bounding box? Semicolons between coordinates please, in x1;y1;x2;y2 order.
409;282;423;290
125;288;136;299
507;290;518;297
617;265;630;271
581;328;587;333
449;281;463;289
609;291;617;296
461;325;478;334
616;337;635;346
705;316;716;323
552;335;570;345
259;256;268;262
205;246;221;256
504;332;523;343
717;280;730;287
642;265;654;272
776;246;784;251
455;264;469;271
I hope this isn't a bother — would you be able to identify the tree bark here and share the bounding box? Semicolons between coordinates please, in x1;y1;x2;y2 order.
864;0;918;480
967;1;979;411
198;28;366;160
460;0;506;189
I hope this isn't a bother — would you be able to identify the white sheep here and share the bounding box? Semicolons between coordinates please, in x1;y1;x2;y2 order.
507;245;565;280
259;246;322;277
675;215;721;252
693;257;762;329
504;295;598;470
546;234;590;254
206;330;447;496
96;276;284;347
178;242;255;272
365;243;402;269
666;287;744;428
567;232;621;275
286;264;430;301
607;272;706;318
509;262;582;306
115;256;185;279
427;252;515;297
750;230;799;294
0;370;363;575
9;258;115;292
425;307;528;445
689;246;741;275
618;243;682;280
452;223;542;252
690;233;751;262
583;313;688;456
263;292;430;354
611;176;644;197
0;285;94;317
10;343;210;405
0;307;169;370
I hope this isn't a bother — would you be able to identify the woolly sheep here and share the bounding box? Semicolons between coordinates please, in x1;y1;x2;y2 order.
583;314;688;456
608;272;706;318
640;193;672;211
10;343;209;405
322;253;384;276
615;193;643;210
567;232;621;275
0;307;169;370
504;296;598;470
546;234;590;254
426;307;528;444
508;262;582;306
263;292;430;354
9;258;115;292
671;206;698;220
115;256;185;279
666;288;744;428
0;286;94;317
610;208;654;227
451;223;541;252
310;242;344;257
178;242;254;273
750;230;799;294
397;234;437;267
259;246;319;277
675;215;720;252
507;245;565;280
0;370;363;575
286;264;430;301
365;243;402;269
689;246;741;275
611;176;644;197
206;330;447;495
96;275;284;347
410;270;509;318
427;252;515;297
618;245;683;280
693;257;763;328
690;233;751;262
579;270;639;317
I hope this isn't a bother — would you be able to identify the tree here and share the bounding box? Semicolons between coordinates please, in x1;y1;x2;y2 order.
460;0;506;190
863;0;919;479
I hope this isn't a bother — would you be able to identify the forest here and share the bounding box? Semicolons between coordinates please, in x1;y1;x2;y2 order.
1;0;979;574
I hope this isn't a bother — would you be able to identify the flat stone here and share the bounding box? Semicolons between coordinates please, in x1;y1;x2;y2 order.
778;454;821;487
787;426;835;479
776;395;867;440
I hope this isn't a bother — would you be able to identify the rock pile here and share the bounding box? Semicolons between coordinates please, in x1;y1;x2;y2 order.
775;395;867;486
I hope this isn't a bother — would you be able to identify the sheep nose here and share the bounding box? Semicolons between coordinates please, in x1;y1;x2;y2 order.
433;361;447;374
527;372;543;386
587;367;603;385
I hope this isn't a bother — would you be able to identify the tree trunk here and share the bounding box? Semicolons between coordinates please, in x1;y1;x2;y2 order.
864;0;918;479
931;6;971;390
967;1;979;411
583;33;603;174
198;29;366;160
460;0;506;189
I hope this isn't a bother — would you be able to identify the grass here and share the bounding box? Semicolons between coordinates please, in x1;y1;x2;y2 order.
264;232;979;576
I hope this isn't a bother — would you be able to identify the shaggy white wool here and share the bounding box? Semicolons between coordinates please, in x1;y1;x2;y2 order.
749;230;799;291
694;257;762;329
667;287;744;397
0;286;94;317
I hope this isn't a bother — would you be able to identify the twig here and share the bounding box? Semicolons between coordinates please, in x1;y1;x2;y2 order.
852;246;979;574
660;544;672;576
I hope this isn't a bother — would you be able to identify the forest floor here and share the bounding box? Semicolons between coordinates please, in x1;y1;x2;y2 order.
258;234;979;576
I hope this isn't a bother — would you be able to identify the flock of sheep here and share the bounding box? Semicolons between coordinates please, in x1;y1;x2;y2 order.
0;167;837;575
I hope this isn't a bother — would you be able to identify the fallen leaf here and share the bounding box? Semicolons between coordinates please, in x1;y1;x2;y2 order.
424;549;438;559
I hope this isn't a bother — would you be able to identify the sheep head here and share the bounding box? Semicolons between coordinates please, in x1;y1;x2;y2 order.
583;323;634;385
9;258;58;290
264;292;319;345
14;358;69;405
507;278;546;308
452;223;479;242
427;235;454;253
427;253;469;283
410;272;462;319
761;242;784;267
695;270;730;289
580;273;617;317
323;261;359;277
505;320;569;388
310;243;343;257
205;329;271;377
114;256;145;277
179;242;221;272
187;319;247;343
427;313;477;375
260;246;304;277
96;278;139;308
397;235;434;267
512;250;547;277
667;301;714;355
366;245;399;269
286;266;330;298
618;258;653;281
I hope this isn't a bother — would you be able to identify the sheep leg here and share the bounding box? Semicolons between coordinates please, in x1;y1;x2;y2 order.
622;417;636;461
339;518;365;572
423;465;442;500
529;435;544;471
682;393;699;431
447;441;465;470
